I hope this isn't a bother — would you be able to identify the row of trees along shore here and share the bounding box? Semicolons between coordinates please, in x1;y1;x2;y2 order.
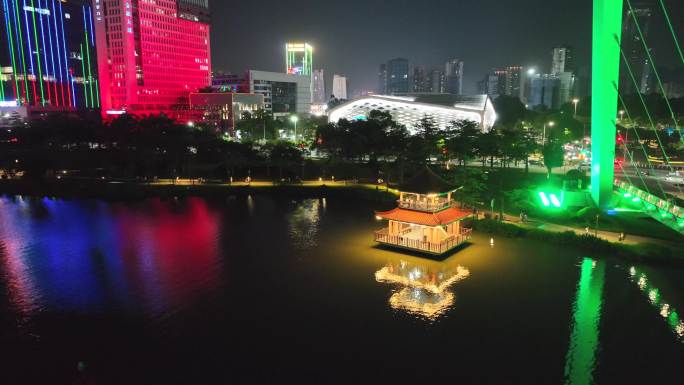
2;95;683;183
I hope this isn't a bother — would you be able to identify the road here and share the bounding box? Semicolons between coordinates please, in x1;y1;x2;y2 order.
616;167;684;200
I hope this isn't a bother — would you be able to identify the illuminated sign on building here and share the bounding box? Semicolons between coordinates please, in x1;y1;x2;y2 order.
286;42;313;76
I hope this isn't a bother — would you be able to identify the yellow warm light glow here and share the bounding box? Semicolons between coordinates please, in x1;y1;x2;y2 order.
388;288;455;319
375;265;470;295
375;256;471;321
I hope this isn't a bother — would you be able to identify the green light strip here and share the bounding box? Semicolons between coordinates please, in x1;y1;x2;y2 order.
79;44;88;108
625;0;680;139
538;192;551;207
4;0;21;101
94;79;100;107
13;0;30;103
659;0;684;67
29;0;45;105
563;258;606;385
618;42;683;195
83;32;94;107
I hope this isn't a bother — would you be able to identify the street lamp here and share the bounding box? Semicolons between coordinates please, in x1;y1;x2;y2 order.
619;110;625;122
543;121;555;145
290;115;299;141
572;98;580;118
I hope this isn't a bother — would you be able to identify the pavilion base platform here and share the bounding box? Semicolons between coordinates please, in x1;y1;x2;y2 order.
374;228;472;255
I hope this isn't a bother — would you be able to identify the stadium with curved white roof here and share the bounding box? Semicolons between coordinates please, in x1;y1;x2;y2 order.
327;94;497;132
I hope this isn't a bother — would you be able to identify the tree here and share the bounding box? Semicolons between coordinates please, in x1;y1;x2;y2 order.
476;131;502;168
415;115;440;163
445;119;480;168
542;141;565;178
268;141;303;179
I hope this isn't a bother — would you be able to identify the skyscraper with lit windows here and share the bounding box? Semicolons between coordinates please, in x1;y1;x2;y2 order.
94;0;211;117
0;0;99;113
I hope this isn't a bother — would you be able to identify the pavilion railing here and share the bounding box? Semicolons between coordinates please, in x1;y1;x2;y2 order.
397;199;455;212
375;228;472;254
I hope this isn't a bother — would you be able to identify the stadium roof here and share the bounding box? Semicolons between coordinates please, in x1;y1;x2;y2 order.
327;94;496;132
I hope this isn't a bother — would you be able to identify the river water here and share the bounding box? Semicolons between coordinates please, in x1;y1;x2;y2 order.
0;194;682;384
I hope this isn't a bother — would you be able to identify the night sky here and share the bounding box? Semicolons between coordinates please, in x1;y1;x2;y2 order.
210;0;684;96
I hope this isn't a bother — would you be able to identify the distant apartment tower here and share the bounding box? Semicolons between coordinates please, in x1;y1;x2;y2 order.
332;74;348;100
478;75;501;99
528;72;575;109
286;42;313;76
429;69;446;94
551;46;574;75
312;69;326;104
411;66;430;93
445;59;464;95
621;4;654;94
386;58;409;94
378;64;388;94
0;0;99;113
492;66;525;99
94;0;212;117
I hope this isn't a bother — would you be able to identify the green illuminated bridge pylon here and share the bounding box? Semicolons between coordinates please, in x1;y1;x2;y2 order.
591;0;624;208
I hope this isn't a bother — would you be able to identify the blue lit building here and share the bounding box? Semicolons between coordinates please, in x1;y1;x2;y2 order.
0;0;99;116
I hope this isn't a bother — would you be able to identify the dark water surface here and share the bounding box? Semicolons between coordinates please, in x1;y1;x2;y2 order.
0;195;683;384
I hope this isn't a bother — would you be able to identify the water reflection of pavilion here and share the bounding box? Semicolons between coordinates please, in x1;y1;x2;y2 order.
375;255;470;320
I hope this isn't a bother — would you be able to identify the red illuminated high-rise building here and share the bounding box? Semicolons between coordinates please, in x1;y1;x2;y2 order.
93;0;211;117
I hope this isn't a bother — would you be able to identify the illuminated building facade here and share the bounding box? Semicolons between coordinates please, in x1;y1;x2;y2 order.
0;0;99;115
94;0;211;117
311;69;325;104
551;46;574;75
385;58;409;94
331;74;347;100
188;92;264;135
248;70;311;116
621;3;654;94
285;42;312;76
479;66;525;100
445;58;464;95
328;94;496;132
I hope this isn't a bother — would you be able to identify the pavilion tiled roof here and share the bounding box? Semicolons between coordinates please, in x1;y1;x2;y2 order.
376;207;472;227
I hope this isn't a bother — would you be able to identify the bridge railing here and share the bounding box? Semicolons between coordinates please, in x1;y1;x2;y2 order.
615;180;684;225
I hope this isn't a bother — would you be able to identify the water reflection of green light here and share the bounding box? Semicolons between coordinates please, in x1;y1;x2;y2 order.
629;266;684;342
563;258;606;385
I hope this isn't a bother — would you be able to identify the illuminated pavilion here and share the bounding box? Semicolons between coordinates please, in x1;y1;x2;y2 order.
374;167;473;255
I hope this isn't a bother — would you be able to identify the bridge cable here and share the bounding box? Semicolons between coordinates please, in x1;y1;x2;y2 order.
658;0;684;71
625;0;682;144
616;88;668;198
617;35;683;196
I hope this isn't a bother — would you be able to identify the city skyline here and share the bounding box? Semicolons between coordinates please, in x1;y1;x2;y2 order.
211;0;684;96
